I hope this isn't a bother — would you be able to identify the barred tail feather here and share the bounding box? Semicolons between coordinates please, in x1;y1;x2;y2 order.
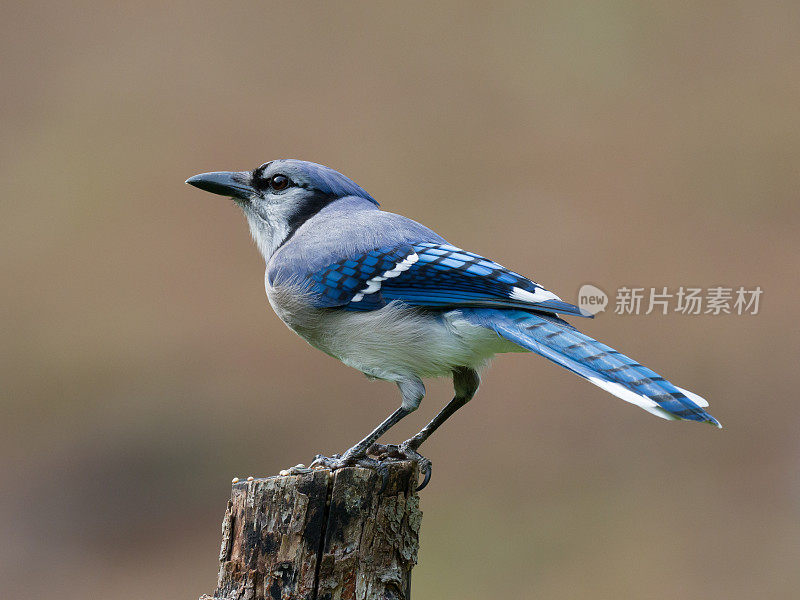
460;308;721;427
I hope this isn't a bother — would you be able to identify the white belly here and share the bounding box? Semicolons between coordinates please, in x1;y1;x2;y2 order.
266;279;523;382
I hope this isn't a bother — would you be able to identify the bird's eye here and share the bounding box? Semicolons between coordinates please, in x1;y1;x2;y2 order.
271;174;290;191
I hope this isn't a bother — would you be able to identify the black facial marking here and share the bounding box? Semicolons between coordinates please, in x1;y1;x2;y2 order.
278;189;338;251
251;162;273;191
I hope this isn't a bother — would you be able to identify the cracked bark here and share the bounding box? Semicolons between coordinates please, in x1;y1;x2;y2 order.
200;461;422;600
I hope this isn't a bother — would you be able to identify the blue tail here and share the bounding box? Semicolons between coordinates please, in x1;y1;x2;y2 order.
460;308;721;427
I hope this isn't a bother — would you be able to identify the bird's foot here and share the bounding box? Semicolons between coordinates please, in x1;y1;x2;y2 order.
305;443;431;492
368;442;432;492
309;451;391;491
309;451;383;472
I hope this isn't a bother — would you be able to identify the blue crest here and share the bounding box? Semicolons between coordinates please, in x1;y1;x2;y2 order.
270;159;379;205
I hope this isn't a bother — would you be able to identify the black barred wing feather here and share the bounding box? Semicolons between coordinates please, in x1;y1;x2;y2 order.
308;242;590;317
308;243;416;308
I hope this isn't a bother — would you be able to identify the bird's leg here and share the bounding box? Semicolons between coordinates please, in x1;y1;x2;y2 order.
372;367;480;490
310;377;424;472
405;366;479;450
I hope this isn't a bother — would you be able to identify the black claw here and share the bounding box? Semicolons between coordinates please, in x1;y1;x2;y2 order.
416;463;432;492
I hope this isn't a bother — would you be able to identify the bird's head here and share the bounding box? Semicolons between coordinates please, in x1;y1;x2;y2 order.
186;159;378;260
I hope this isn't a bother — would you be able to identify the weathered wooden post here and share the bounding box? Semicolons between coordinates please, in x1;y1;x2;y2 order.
200;461;422;600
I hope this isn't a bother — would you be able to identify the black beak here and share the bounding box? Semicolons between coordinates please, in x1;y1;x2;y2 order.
185;171;254;200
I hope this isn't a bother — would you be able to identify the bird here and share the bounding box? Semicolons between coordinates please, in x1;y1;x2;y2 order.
186;159;720;489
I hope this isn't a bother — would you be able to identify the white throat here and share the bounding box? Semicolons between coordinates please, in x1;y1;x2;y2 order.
243;206;292;262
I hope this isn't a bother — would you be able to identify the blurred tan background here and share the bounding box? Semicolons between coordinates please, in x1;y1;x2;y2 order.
2;2;799;598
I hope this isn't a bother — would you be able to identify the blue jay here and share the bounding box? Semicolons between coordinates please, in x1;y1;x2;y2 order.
187;159;720;488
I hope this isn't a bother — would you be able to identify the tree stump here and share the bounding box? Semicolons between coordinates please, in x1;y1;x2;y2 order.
200;461;422;600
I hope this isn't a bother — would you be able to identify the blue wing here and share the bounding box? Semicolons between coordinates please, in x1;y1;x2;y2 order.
307;242;590;317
